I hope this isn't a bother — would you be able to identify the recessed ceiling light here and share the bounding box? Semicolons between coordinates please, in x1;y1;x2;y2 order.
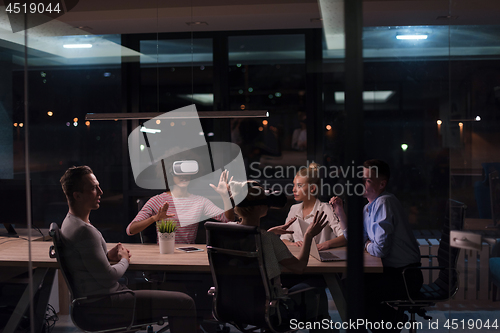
396;35;428;40
63;44;93;48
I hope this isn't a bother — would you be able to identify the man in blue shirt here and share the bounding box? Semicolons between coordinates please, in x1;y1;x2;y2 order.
330;159;423;332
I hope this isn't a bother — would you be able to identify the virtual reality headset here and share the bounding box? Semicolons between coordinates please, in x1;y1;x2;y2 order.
171;160;198;175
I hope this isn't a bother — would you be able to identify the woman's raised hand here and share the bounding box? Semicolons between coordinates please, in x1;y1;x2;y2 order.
209;170;233;196
329;196;344;215
304;211;328;238
155;201;175;222
268;217;297;235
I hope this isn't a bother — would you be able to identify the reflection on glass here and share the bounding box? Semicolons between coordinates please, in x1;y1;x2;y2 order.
229;34;307;174
140;38;213;112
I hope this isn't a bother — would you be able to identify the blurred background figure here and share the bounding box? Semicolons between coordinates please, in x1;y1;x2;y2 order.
292;112;307;151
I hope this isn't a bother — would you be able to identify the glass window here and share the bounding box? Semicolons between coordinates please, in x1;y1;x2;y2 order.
140;38;213;112
2;32;124;240
228;34;307;178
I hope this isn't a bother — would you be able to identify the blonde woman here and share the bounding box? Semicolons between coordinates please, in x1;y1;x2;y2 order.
275;163;346;250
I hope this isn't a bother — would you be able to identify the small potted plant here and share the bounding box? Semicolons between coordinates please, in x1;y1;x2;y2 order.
156;219;178;254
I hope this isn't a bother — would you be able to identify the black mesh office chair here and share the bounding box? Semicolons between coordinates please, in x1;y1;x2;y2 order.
49;223;168;332
490;241;500;301
205;222;320;333
386;199;466;333
489;170;500;229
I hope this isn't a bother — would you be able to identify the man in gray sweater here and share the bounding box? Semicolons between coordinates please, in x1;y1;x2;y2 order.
60;165;196;332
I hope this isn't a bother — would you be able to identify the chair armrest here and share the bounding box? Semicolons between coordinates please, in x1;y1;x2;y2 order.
420;255;437;259
283;287;317;297
272;286;318;305
271;287;320;326
49;245;56;259
142;271;167;283
400;266;459;304
73;290;137;331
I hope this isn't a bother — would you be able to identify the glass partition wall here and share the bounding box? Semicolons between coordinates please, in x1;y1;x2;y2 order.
2;0;500;331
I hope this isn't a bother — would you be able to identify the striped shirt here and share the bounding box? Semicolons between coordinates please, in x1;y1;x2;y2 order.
127;192;229;244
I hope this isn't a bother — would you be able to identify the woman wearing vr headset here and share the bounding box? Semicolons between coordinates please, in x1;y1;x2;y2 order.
231;180;331;328
275;163;346;250
126;168;234;244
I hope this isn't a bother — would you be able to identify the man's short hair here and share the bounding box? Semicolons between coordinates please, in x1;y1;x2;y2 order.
60;166;93;203
363;159;390;182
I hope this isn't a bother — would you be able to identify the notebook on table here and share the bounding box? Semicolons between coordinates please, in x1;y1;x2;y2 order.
296;217;346;262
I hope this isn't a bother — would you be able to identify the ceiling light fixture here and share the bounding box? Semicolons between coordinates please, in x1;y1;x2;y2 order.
63;44;92;48
396;35;428;40
86;110;269;121
140;127;161;134
178;94;214;106
334;91;395;104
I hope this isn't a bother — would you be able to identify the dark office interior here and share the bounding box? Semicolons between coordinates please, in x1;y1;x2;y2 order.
1;1;500;332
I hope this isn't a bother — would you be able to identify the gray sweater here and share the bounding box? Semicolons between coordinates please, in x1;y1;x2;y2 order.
60;213;129;298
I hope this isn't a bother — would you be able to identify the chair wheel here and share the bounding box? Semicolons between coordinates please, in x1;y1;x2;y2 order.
417;308;432;321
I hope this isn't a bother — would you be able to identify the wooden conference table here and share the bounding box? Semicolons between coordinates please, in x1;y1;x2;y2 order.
0;239;383;329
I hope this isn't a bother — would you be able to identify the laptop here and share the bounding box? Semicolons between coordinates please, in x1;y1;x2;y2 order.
296;217;346;262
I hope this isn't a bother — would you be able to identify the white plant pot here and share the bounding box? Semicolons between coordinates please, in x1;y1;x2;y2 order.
158;232;175;254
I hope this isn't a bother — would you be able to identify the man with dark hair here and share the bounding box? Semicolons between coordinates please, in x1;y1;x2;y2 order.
60;165;93;203
330;159;422;332
59;166;196;333
363;159;390;182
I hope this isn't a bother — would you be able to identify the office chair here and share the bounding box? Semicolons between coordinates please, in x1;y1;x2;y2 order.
489;170;500;228
205;222;320;333
474;163;500;219
385;199;466;333
136;197;158;244
135;197;169;284
135;198;220;332
490;241;500;301
49;223;168;333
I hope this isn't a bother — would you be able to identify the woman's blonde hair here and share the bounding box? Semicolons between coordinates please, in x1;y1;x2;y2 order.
296;162;321;186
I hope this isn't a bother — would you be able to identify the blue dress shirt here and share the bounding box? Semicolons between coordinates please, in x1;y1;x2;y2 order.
362;192;420;268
